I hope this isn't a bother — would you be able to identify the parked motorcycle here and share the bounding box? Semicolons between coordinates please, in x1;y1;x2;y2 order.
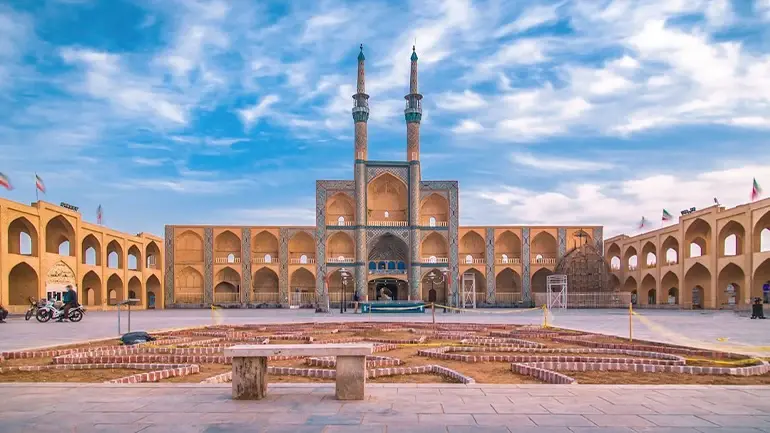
25;297;41;321
36;299;85;323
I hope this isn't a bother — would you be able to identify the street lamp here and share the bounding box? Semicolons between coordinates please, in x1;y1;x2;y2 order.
339;268;351;314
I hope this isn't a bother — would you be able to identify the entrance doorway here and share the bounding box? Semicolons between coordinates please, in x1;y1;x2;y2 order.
370;278;405;301
428;288;437;303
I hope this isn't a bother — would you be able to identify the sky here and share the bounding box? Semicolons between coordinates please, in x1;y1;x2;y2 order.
1;0;770;239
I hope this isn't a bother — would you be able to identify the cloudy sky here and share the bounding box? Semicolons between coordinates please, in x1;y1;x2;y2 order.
1;0;769;238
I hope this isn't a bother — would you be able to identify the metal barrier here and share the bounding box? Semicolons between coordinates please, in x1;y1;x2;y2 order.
116;298;140;335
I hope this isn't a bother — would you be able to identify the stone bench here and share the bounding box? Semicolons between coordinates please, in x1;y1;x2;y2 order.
224;343;374;400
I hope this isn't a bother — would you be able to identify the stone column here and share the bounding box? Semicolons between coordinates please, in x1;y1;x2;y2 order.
522;228;532;305
593;227;604;255
557;227;567;261
203;227;213;306
485;228;495;304
335;355;366;400
164;225;174;307
448;183;460;308
241;228;252;304
355;164;367;299
409;163;421;300
232;356;267;400
279;228;290;305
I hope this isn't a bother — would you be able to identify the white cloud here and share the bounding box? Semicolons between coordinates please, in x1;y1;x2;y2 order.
436;90;487;111
758;0;770;19
237;94;280;129
132;157;168;166
494;4;560;37
464;163;770;237
452;119;483;133
510;153;615;171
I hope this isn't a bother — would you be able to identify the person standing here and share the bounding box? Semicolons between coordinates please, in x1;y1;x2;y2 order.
0;303;8;323
58;285;78;322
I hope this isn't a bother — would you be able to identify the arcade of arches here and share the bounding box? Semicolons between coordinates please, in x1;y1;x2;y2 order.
1;199;164;313
605;201;770;309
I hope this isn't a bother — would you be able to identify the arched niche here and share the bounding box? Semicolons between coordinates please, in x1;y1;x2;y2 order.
326;193;355;225
684;263;711;308
176;266;203;303
495;231;521;262
45;215;75;256
290;268;315;292
82;234;101;266
623;276;638;293
107;240;124;269
623;246;638;271
215;230;240;261
641;241;656;268
253;230;279;262
107;274;124;305
146;275;161;308
145;241;161;269
288;232;314;261
531;232;557;263
367;173;407;221
752;211;770;253
459;231;485;262
127;276;142;303
531;268;554;293
421;232;448;260
176;230;204;262
127;245;142;271
253;267;279;294
495;268;521;302
640;274;656;303
661;236;679;264
327;232;354;259
607;243;621;270
8;217;38;256
717;263;744;307
661;271;679;305
82;270;102;306
420;193;449;226
718;220;745;257
8;262;38;306
421;269;448;303
685;218;711;258
462;267;486;298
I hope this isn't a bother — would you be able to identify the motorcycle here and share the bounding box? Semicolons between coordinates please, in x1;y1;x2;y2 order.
36;300;85;323
25;297;41;321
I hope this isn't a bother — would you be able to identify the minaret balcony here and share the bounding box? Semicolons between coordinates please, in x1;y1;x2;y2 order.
327;257;354;264
495;256;521;265
215;256;241;264
532;255;557;265
423;256;449;264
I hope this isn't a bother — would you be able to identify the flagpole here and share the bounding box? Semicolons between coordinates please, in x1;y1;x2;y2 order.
35;173;38;202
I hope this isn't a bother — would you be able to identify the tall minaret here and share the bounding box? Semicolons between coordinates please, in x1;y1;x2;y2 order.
353;44;369;300
405;46;423;301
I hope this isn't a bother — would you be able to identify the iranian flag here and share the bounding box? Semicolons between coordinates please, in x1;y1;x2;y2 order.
35;174;46;193
662;209;673;222
0;172;12;190
637;216;648;229
751;178;763;201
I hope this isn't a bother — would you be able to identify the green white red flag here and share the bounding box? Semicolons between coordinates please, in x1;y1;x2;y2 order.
35;174;46;193
0;172;12;190
752;178;762;201
637;216;648;229
662;209;673;222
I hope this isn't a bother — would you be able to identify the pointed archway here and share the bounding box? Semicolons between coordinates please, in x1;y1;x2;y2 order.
146;275;161;308
8;262;38;306
82;271;102;306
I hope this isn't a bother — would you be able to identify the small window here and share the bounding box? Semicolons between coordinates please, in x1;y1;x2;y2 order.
501;254;508;264
465;255;472;264
300;254;308;264
337;216;345;225
429;217;436;227
429;256;437;263
378;261;386;269
264;254;272;263
397;261;406;270
369;261;376;270
384;211;389;218
536;254;543;263
227;253;235;263
387;261;396;270
337;255;345;261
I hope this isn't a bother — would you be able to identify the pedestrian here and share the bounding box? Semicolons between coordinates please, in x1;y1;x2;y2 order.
0;303;8;322
353;291;360;314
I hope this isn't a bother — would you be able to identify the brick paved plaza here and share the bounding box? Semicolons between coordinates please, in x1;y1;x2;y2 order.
1;383;769;432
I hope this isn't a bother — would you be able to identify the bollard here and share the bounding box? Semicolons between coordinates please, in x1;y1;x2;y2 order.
629;302;633;342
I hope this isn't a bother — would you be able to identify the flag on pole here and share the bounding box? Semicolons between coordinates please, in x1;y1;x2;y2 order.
751;178;763;201
713;197;720;205
637;217;648;229
662;209;673;222
35;174;46;193
97;205;103;225
0;172;12;190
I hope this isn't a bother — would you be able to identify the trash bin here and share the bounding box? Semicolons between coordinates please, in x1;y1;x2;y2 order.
751;298;765;319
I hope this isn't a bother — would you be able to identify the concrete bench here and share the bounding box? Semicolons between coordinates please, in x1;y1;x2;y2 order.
224;343;374;401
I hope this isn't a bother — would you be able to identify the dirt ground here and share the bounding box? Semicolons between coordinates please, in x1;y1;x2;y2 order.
0;368;146;382
3;325;766;385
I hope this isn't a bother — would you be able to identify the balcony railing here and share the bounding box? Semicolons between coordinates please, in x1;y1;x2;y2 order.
422;257;449;263
368;220;408;227
213;292;240;303
327;257;354;263
665;260;678;265
175;293;204;304
251;292;280;304
215;257;241;264
645;263;657;269
328;220;355;226
611;265;621;271
628;265;638;271
532;256;556;265
495;292;523;304
421;220;448;227
252;256;277;264
289;291;317;306
461;258;486;265
329;292;357;303
495;257;521;265
289;257;316;264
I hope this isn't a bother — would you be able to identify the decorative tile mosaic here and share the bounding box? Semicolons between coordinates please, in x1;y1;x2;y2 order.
558;227;567;260
485;228;495;304
203;228;213;305
593;227;604;255
521;228;531;304
164;226;174;307
241;228;251;304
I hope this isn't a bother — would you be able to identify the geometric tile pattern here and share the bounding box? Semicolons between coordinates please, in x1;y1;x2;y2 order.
558;227;567;260
593;227;604;255
241;228;251;304
521;227;531;304
164;225;174;307
203;227;214;305
485;227;495;304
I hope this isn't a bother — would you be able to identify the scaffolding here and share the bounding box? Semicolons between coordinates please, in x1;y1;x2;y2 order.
546;274;568;310
461;272;476;309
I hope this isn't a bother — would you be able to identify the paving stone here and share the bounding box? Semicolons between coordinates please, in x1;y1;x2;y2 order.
262;426;325;433
641;404;716;415
567;428;636;433
418;414;476;425
640;415;719;427
542;403;604;414
528;414;595;427
137;425;206;433
628;428;701;433
390;402;443;413
361;412;419;424
472;414;535;426
323;426;385;433
202;424;262;433
492;403;549;414
305;414;363;425
696;415;770;428
384;425;448;433
442;402;496;414
585;415;655;427
446;426;510;433
592;403;660;415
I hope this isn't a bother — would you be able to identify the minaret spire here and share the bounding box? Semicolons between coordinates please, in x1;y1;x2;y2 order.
352;43;369;160
404;45;422;161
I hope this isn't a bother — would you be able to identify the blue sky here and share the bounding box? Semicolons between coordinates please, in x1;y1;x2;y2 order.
1;0;770;238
